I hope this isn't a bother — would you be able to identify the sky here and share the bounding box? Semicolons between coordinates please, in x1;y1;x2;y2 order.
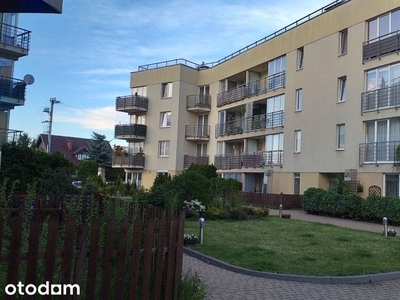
11;0;333;146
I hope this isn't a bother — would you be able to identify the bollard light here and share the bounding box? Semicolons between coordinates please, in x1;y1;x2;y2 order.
199;217;205;244
279;204;283;218
383;217;388;237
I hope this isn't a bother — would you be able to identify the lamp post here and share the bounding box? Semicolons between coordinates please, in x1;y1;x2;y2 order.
199;217;205;244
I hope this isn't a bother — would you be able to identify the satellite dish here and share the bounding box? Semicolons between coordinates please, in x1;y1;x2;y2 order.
23;74;35;85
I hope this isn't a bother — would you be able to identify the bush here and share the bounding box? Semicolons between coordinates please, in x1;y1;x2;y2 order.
179;271;207;300
302;187;400;226
205;206;228;220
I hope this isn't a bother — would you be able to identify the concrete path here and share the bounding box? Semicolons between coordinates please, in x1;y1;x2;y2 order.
182;210;400;300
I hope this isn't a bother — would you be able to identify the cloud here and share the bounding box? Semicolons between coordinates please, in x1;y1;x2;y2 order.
56;106;127;130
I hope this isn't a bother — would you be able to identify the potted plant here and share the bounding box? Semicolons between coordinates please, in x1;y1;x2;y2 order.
184;233;199;245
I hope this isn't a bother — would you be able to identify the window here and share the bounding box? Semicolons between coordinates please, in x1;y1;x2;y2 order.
161;82;172;98
368;9;400;41
295;89;303;111
160;111;171;127
338;76;347;102
267;94;285;127
267;55;286;90
337;124;345;150
77;153;89;161
158;141;170;157
266;133;284;165
385;174;400;197
297;47;304;69
132;86;147;97
294;173;300;195
294;130;301;153
339;29;348;55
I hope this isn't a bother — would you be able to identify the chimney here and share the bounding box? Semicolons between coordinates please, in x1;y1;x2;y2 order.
67;139;72;151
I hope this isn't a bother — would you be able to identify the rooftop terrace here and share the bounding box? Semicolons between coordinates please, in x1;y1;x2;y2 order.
137;0;350;72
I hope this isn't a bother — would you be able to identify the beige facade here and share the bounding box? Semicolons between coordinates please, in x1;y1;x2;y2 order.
114;0;400;198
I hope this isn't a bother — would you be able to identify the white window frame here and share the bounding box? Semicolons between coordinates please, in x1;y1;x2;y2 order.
339;29;348;55
297;47;304;70
294;173;301;195
338;76;347;102
337;124;345;150
294;130;302;153
161;82;172;98
295;89;303;111
132;86;147;97
158;141;170;157
160;111;171;128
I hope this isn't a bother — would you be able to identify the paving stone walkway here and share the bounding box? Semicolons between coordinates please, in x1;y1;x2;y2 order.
182;210;400;300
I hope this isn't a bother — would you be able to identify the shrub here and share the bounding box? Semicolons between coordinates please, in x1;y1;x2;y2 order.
205;206;228;220
179;271;207;300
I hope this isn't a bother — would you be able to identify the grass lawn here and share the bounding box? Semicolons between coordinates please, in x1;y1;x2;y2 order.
185;216;400;276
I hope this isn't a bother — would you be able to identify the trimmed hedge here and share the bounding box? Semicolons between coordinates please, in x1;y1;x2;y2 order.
302;188;400;226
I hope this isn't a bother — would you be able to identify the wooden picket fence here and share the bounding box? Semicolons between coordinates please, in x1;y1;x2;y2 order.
0;196;185;300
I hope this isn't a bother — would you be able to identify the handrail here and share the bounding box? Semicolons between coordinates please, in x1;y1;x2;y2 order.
0;23;31;51
137;0;350;72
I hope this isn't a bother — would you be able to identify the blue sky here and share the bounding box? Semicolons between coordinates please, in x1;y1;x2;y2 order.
11;0;332;145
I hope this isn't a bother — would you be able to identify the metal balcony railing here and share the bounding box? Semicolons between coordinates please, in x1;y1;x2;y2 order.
137;0;350;71
184;155;209;168
186;95;211;110
359;141;400;165
361;84;400;114
215;110;284;137
363;30;400;62
217;72;286;107
0;23;31;51
116;95;148;112
0;128;23;144
185;125;210;140
112;154;145;168
114;124;147;140
0;76;26;101
214;150;283;170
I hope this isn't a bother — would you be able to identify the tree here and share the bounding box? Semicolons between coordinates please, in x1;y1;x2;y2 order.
77;160;98;180
187;164;217;179
88;132;112;183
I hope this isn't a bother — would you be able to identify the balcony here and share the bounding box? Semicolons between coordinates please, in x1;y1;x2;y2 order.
215;110;284;137
363;31;400;62
217;71;286;107
112;154;145;169
361;84;400;114
186;95;211;112
185;125;210;141
114;124;147;141
359;141;400;165
214;151;283;170
0;23;31;60
184;155;209;168
116;95;148;113
0;0;63;13
0;128;23;144
0;76;26;108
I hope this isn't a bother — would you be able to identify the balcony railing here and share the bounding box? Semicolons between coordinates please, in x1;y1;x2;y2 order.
0;76;26;103
215;110;284;137
0;23;31;60
186;95;211;111
116;95;148;113
363;30;400;62
359;141;400;165
184;155;209;168
361;84;400;114
217;72;286;107
214;151;283;170
0;128;23;144
112;154;145;168
137;1;349;71
185;125;210;140
114;124;147;140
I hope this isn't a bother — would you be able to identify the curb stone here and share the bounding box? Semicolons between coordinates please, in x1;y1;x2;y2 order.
184;247;400;284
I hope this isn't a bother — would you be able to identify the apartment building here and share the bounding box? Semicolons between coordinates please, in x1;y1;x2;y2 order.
0;1;62;143
114;0;400;198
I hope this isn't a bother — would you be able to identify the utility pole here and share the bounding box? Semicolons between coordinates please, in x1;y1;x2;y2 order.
43;97;60;153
